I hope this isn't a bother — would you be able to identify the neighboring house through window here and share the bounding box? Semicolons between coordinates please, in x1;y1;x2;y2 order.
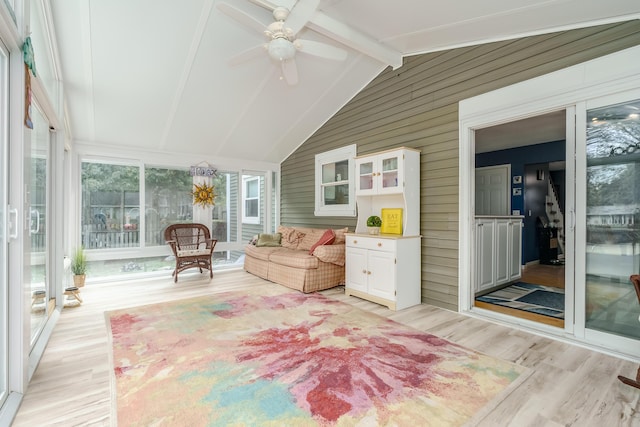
242;175;260;224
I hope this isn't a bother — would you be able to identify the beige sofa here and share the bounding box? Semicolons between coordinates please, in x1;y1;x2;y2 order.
244;226;348;293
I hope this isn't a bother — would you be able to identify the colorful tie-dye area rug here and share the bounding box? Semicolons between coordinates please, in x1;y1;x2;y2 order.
105;291;529;426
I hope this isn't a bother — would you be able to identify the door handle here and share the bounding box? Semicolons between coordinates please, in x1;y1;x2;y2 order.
8;206;18;239
30;208;40;235
570;208;576;231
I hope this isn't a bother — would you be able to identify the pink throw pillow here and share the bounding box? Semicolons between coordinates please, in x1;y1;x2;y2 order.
309;229;336;255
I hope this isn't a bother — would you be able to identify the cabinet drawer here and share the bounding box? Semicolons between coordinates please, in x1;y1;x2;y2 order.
345;236;396;252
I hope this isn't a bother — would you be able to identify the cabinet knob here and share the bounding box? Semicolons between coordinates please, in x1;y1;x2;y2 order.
377;242;382;247
362;269;367;274
353;240;358;244
367;271;371;275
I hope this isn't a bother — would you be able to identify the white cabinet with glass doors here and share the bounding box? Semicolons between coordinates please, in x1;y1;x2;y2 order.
346;147;421;310
356;149;405;195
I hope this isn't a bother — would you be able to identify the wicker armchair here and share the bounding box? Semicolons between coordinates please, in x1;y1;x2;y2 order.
164;223;217;282
617;274;640;389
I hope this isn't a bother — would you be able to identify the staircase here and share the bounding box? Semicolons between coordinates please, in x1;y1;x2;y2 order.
545;177;564;256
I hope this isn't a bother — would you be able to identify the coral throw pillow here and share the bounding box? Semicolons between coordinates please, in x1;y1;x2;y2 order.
309;229;336;254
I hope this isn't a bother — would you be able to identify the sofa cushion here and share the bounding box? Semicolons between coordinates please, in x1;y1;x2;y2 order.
244;244;282;261
256;232;282;247
278;226;306;250
268;249;319;269
308;229;335;254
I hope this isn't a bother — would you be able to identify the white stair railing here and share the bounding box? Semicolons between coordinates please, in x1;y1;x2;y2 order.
546;177;564;256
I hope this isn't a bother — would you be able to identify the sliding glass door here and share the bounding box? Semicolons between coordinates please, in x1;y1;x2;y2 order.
0;39;9;410
578;94;640;353
28;105;50;346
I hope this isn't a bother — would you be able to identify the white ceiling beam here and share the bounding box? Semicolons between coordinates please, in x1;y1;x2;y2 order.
308;12;403;69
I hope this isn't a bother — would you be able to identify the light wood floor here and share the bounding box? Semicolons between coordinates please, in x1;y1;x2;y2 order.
475;263;567;328
12;269;640;426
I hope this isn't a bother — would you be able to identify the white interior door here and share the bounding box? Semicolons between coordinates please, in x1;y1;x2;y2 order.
475;165;510;215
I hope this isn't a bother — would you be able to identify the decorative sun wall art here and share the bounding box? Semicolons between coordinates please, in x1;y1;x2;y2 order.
191;182;216;208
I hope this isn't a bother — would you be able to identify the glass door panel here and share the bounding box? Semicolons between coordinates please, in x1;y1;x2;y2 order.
357;160;374;192
584;98;640;341
29;106;50;346
381;154;399;190
0;40;9;409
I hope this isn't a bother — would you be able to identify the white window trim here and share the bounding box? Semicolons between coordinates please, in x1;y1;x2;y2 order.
242;175;260;224
314;144;356;217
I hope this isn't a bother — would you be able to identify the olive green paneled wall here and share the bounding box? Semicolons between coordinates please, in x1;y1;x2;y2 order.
280;21;640;311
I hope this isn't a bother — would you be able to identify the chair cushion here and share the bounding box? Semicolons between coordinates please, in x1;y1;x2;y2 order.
176;248;211;257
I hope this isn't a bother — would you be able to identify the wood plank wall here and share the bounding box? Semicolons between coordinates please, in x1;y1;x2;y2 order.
280;21;640;311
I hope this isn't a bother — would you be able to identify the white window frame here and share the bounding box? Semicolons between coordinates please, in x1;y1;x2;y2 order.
314;144;356;217
242;175;260;224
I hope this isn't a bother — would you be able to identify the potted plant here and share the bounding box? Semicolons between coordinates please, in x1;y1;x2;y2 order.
366;215;382;235
70;247;87;287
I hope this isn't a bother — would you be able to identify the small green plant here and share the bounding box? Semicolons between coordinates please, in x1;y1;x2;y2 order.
70;247;87;276
366;215;382;227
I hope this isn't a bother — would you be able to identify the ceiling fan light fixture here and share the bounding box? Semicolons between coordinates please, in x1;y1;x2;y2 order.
268;38;296;61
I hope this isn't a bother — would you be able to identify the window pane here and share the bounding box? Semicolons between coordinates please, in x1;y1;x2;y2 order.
211;172;238;243
246;199;258;217
323;183;349;205
247;179;258;198
81;162;140;249
145;167;193;246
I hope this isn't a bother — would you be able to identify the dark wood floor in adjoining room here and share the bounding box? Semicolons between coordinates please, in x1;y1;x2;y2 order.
12;269;640;426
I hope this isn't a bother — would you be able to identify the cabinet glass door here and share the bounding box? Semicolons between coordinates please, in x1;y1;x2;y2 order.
357;159;374;193
583;97;640;342
380;154;399;190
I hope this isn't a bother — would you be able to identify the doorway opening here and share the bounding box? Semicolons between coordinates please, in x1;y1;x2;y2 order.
473;111;567;328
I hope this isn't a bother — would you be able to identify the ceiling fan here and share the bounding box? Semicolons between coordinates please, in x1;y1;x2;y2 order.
217;1;348;85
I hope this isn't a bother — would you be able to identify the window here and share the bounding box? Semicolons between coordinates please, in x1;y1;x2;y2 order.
315;145;356;216
242;175;260;224
210;172;238;243
81;161;140;249
144;166;193;246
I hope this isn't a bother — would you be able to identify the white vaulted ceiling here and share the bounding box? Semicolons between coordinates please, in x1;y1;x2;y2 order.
50;0;640;164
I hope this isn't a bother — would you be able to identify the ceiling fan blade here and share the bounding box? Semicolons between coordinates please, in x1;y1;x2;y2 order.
284;0;320;36
248;0;296;12
216;2;268;34
229;44;267;66
295;39;347;61
281;59;299;85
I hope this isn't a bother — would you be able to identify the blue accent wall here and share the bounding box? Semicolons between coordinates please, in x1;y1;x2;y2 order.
476;140;565;263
